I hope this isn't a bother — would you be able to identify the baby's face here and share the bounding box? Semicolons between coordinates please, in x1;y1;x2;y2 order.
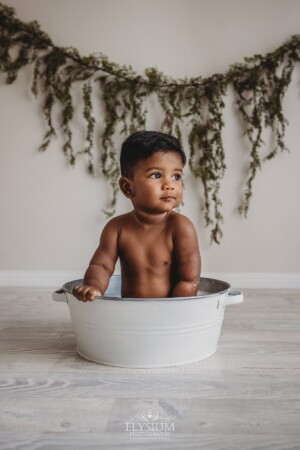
128;151;183;214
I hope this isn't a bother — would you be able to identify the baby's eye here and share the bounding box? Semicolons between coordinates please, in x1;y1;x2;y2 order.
149;172;161;179
172;173;182;181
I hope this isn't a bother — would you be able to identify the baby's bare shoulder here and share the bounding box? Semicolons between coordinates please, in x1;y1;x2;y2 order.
104;213;131;230
100;213;131;241
168;212;197;235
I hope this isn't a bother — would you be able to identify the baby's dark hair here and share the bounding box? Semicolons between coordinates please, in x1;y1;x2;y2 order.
120;130;186;177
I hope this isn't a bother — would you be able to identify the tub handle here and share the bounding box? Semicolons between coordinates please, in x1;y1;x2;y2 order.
52;289;68;303
224;290;243;306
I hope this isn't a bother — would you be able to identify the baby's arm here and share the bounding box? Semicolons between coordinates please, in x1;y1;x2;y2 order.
73;218;119;301
172;215;201;297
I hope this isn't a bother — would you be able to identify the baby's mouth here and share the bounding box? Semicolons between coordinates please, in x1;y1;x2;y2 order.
160;195;176;200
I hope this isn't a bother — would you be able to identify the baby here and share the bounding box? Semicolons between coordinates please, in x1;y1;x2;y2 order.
73;131;201;301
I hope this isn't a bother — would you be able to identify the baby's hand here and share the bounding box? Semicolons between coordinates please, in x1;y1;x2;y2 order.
72;285;102;302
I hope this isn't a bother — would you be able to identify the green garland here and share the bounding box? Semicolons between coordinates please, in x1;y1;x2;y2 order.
1;2;299;243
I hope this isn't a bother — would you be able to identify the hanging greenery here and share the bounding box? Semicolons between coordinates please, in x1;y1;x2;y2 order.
1;2;299;243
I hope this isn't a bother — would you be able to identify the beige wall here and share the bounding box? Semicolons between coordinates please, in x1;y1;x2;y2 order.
1;0;300;279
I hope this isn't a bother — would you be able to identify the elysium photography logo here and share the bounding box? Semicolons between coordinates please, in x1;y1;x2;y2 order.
125;408;176;439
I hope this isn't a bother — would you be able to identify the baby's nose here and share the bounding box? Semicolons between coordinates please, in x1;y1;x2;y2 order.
163;180;174;190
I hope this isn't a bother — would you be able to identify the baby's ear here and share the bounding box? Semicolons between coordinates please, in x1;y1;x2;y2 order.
119;177;134;198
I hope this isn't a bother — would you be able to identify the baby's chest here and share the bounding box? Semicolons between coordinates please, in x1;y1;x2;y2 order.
118;232;173;268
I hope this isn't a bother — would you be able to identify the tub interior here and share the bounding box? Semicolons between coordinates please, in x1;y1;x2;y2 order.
63;276;230;300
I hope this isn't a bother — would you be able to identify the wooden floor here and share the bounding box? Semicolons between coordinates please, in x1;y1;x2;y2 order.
0;288;299;450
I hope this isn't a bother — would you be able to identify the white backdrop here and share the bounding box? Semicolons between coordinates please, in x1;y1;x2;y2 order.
1;0;300;287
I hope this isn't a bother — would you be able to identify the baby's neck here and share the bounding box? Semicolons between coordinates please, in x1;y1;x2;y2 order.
132;209;171;228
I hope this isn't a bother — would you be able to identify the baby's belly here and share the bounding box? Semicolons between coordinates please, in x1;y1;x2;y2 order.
120;268;173;298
